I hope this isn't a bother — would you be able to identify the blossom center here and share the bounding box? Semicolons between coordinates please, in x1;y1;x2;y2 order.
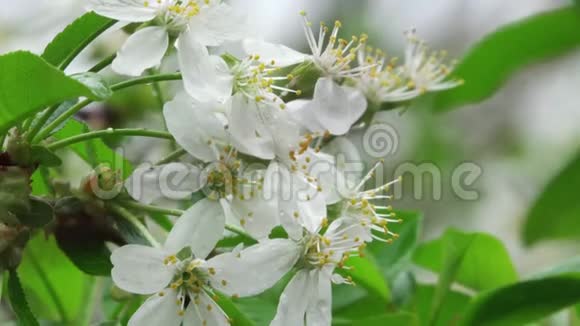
298;226;362;271
202;160;239;200
300;11;371;78
161;254;213;316
149;0;206;33
231;56;300;107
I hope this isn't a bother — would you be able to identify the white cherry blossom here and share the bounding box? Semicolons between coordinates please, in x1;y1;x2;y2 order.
88;0;244;76
403;29;463;94
354;46;420;104
271;218;369;326
287;77;367;136
111;213;300;326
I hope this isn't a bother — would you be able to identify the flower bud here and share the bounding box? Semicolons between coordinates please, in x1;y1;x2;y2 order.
6;130;31;167
81;165;124;200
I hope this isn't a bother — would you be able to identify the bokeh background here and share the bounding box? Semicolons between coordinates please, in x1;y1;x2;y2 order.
1;0;579;324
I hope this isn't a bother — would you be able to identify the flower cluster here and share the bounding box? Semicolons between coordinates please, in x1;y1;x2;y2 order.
89;1;461;325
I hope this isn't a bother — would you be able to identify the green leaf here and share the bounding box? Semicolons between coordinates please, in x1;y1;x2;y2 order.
18;197;54;228
433;7;580;111
368;210;423;278
410;284;472;326
71;72;113;100
18;234;92;322
30;145;62;167
462;273;580;326
523;150;580;245
0;51;100;134
333;295;393;322
7;269;40;326
334;312;419;326
32;100;78;138
56;238;112;276
233;297;277;326
413;228;518;291
390;271;417;307
426;231;475;325
30;169;51;196
344;254;391;302
54;197;115;276
41;12;116;69
53;119;133;178
215;292;255;326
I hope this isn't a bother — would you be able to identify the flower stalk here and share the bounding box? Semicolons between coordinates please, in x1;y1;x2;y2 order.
46;128;174;151
32;73;182;143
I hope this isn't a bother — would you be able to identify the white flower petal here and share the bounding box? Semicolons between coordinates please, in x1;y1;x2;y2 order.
111;245;174;295
311;78;368;135
264;162;326;239
292;172;327;234
263;162;300;240
305;269;332;326
205;239;300;297
183;292;229;326
125;163;202;205
177;34;233;103
326;218;372;243
188;3;246;46
331;273;348;284
270;115;302;158
286;99;325;135
298;149;341;205
164;93;228;162
227;94;275;160
164;199;225;259
112;26;169;76
323;137;363;197
243;39;308;67
128;288;182;326
88;0;157;22
271;270;312;326
227;194;278;239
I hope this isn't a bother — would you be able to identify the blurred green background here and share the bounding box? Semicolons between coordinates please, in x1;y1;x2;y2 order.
1;0;580;325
